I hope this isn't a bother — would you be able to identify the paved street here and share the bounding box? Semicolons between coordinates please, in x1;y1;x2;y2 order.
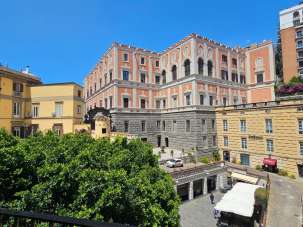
267;174;303;227
179;191;224;227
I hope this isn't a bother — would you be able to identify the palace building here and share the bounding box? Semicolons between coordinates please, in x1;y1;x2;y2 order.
84;33;276;153
216;97;303;177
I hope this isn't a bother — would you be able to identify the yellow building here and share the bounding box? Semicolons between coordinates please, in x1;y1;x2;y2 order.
0;66;84;136
28;83;84;135
0;66;41;135
216;98;303;177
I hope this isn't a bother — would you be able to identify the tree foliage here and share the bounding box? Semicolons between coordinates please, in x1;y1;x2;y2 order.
0;130;180;226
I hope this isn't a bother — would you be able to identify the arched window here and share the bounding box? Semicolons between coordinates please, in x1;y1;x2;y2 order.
198;58;204;75
294;11;300;18
162;70;166;84
172;65;177;81
184;59;190;76
207;60;213;77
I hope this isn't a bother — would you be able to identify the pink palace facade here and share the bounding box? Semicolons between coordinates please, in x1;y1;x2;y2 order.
84;33;276;152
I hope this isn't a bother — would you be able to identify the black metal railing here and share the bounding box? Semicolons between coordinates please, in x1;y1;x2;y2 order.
0;208;128;227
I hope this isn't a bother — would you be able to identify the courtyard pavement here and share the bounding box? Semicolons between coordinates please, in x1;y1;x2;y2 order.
266;173;303;227
179;191;224;227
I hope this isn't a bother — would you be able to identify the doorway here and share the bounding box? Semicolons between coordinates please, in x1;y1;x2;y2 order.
193;179;203;198
298;164;303;178
177;183;189;201
165;137;169;147
157;135;161;147
207;175;217;193
223;151;230;162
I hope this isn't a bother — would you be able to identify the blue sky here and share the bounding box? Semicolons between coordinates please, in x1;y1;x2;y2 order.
0;0;299;84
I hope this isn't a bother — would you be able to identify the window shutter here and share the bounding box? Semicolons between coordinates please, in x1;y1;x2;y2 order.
13;83;16;91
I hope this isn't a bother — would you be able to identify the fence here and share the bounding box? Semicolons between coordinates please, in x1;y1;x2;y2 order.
0;208;127;227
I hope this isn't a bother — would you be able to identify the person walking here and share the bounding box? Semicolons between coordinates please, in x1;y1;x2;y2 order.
210;192;215;204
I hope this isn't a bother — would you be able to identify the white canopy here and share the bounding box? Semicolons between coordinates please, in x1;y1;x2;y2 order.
214;182;261;217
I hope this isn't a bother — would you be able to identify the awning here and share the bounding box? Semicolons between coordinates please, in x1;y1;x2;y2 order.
231;172;258;185
263;158;277;166
214;182;261;217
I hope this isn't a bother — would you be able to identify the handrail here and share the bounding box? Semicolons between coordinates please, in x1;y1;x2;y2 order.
0;208;127;227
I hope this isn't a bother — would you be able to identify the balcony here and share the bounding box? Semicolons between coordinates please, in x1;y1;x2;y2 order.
13;91;22;97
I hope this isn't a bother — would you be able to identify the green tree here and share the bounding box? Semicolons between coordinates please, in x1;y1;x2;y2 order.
0;131;180;226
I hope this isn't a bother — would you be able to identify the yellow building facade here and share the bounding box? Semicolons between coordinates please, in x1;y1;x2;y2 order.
216;98;303;177
0;66;84;136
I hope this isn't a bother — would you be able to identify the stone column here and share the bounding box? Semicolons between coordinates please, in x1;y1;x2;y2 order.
189;181;194;200
227;51;231;81
113;46;119;80
203;177;208;195
216;175;220;190
192;80;197;105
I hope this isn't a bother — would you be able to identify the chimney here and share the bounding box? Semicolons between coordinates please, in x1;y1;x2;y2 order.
22;66;30;74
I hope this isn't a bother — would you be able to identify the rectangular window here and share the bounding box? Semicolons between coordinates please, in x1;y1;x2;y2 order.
140;73;146;83
221;70;228;80
266;139;274;153
12;127;21;137
212;135;216;146
124;121;129;132
211;119;215;130
123;97;129;108
155;60;159;67
13;82;23;96
240;154;250;166
102;128;107;134
172;96;177;108
162;99;166;108
141;57;145;65
55;102;63;117
223;120;228;131
141;99;146;109
156;120;161;130
257;73;264;84
232;58;237;67
297;30;303;38
162;121;166;131
222;97;227;106
299;119;303;134
155;75;160;84
123;53;128;61
241;138;248;150
299;61;303;68
222;55;228;63
186;120;190;132
141;120;146;132
123;70;129;81
233;97;238;105
156;100;160;109
209;96;213;106
240;75;246;84
298;51;303;58
13;102;21;117
202;136;207;146
200;94;204;105
99;100;103;107
232;73;238;83
298;40;303;48
173;120;177;132
201;119;206;132
32;103;39;118
224;136;229;147
185;94;191;105
299;142;303;155
265;119;273;133
240;120;246;132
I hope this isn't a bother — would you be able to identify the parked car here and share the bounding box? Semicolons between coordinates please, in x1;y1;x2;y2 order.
166;159;183;168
